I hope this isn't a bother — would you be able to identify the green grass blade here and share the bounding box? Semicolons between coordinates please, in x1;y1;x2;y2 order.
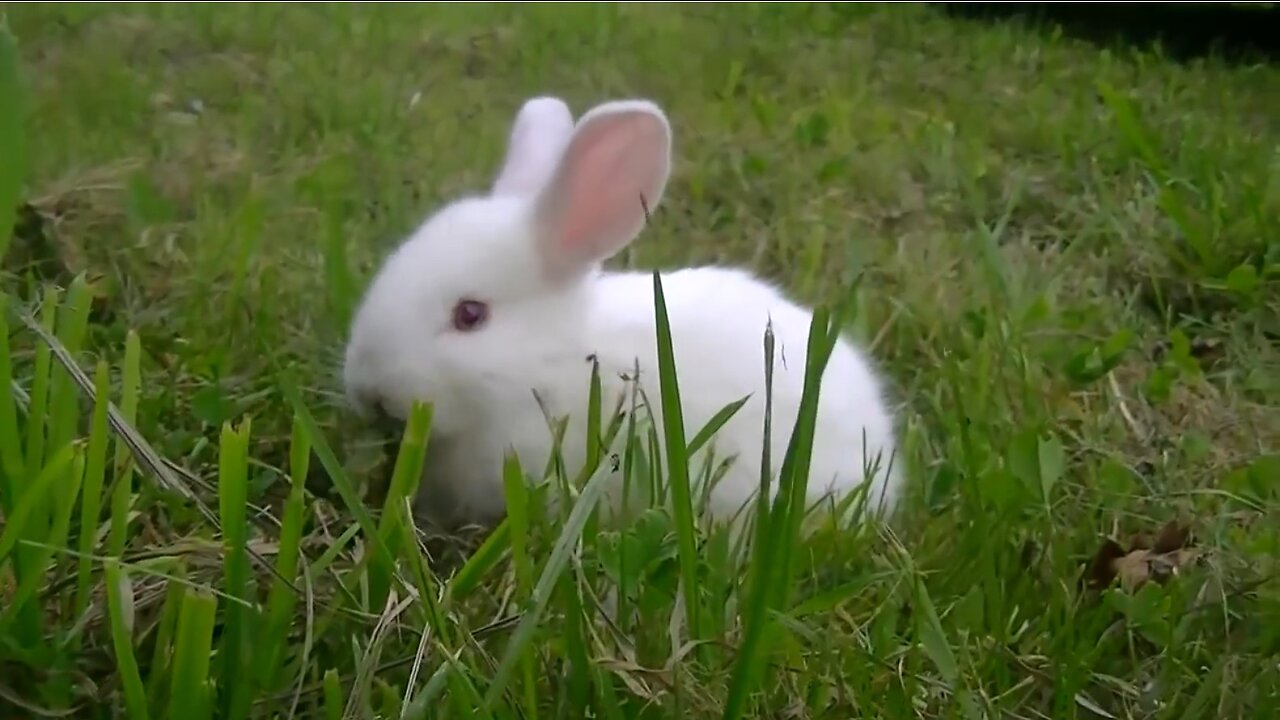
393;514;441;608
16;306;222;529
27;281;91;636
0;18;23;262
146;565;188;712
723;321;781;720
585;355;603;473
909;567;981;718
24;286;58;492
751;319;778;565
1176;654;1226;720
383;401;432;512
217;418;253;720
912;573;959;687
109;330;141;557
322;668;344;720
445;519;511;601
393;500;449;650
48;275;93;463
1095;80;1165;179
481;456;615;711
0;294;26;508
278;374;395;571
687;395;751;459
168;587;218;720
559;559;591;714
581;356;605;542
256;413;310;690
0;438;74;638
46;441;86;597
767;314;829;608
771;286;858;610
370;400;432;611
445;658;494;720
0;439;74;571
75;361;112;622
502;452;538;720
104;562;150;720
402;661;452;720
593;664;625;720
2;446;84;631
650;270;702;645
504;453;534;596
11;289;60;647
322;205;356;331
724;290;850;720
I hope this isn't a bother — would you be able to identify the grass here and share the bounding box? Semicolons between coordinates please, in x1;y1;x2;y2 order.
2;3;1278;718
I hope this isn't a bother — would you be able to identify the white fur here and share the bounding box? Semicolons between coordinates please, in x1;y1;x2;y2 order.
343;96;904;530
491;96;574;197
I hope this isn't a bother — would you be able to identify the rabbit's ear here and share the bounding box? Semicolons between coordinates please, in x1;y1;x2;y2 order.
491;97;575;197
533;100;671;280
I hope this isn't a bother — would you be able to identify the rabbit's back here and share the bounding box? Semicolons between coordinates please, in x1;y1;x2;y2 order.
586;266;901;519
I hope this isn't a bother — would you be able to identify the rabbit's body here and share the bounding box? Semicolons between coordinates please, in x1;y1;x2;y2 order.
343;97;903;530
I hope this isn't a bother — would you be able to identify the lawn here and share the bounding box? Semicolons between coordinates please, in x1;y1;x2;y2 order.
1;3;1278;718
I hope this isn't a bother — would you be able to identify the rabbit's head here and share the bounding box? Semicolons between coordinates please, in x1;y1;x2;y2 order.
342;96;672;434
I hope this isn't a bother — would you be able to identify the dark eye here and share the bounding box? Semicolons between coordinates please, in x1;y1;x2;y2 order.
451;299;489;332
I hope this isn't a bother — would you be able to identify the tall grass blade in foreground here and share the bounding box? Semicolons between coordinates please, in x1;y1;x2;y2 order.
444;520;511;602
0;294;25;510
74;361;112;624
502;452;539;720
722;286;854;719
109;330;141;556
482;456;616;711
0;440;76;678
279;374;395;571
771;286;860;608
687;394;751;459
49;275;93;464
169;588;218;720
651;270;703;646
911;570;977;716
15;301;222;528
23;289;57;532
256;413;310;689
0;18;24;261
369;400;432;612
105;562;150;720
217;418;253;720
145;565;187;711
5;289;58;649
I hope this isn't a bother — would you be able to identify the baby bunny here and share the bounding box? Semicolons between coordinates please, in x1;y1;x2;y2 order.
343;96;904;530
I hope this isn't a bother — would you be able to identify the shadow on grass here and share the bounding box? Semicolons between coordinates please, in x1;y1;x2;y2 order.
934;2;1280;65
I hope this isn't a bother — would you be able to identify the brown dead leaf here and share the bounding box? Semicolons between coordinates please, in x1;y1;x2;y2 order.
1152;518;1192;554
1084;538;1129;590
1083;519;1197;592
1114;549;1153;592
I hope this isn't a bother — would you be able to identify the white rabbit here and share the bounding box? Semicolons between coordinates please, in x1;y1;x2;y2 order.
343;95;904;531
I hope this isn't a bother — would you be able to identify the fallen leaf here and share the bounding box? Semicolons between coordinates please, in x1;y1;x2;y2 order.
1085;538;1129;590
1148;547;1200;585
1113;549;1152;592
1152;518;1192;554
1083;519;1198;592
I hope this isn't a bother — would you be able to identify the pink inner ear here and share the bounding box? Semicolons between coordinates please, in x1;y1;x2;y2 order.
545;111;668;268
561;122;653;248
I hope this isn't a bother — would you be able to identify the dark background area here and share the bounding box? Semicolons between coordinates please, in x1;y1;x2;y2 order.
937;3;1280;65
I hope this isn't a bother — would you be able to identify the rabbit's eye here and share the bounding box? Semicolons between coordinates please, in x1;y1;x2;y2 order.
451;299;489;332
